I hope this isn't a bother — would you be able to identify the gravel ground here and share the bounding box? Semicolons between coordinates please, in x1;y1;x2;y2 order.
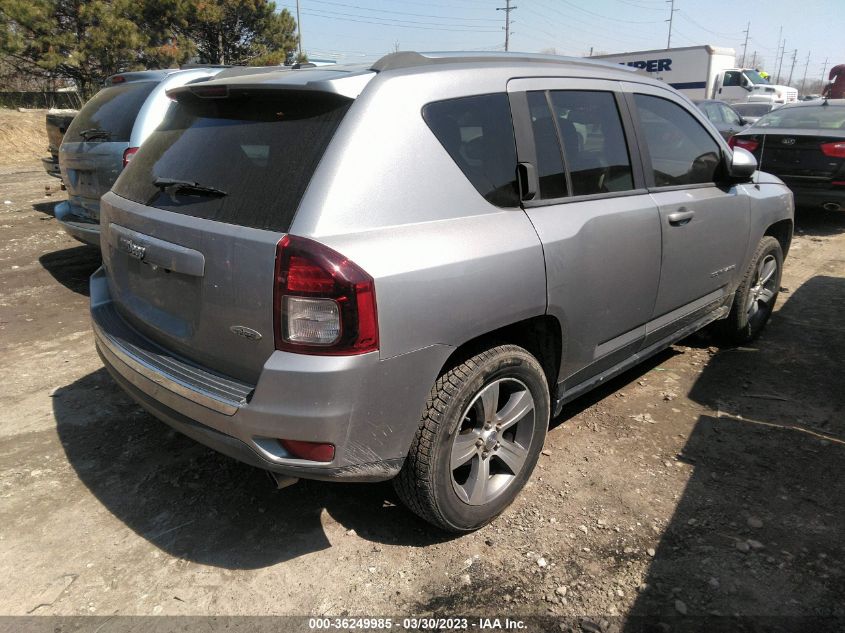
0;114;843;628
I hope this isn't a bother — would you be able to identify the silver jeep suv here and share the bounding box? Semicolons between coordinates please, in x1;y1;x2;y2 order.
90;52;794;531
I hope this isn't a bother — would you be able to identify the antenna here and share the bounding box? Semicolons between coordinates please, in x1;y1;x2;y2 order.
755;131;766;189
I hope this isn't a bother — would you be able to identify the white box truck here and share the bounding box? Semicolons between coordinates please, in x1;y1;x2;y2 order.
591;45;798;104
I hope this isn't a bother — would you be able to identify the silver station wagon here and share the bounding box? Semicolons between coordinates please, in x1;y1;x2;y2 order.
91;52;794;531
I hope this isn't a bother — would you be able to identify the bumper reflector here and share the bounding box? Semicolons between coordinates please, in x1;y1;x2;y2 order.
279;439;336;463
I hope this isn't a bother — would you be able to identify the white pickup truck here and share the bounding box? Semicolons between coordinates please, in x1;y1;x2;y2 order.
591;45;798;104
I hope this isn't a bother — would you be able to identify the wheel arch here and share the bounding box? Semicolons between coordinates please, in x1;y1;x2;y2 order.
764;218;793;258
437;315;563;397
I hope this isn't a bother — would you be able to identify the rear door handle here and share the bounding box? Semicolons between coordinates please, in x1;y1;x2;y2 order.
667;209;695;226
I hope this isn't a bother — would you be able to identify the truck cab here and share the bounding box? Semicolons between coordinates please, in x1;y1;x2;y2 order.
716;68;797;104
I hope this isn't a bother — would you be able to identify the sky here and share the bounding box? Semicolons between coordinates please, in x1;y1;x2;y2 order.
275;0;843;87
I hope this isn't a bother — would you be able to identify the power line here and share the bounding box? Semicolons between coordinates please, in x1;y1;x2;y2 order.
296;8;503;32
556;0;663;24
677;11;741;38
304;0;502;22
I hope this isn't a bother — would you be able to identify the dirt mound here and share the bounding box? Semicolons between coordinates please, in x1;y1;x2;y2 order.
0;108;48;168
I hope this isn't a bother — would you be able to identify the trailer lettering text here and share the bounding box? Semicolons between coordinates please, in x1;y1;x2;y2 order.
618;58;672;73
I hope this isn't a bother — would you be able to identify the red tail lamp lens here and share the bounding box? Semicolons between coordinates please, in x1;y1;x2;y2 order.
820;142;845;159
728;136;759;153
273;235;378;355
280;440;335;463
122;146;138;168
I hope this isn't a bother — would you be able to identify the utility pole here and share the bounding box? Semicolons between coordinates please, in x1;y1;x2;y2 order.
773;25;782;76
750;50;757;68
800;51;811;95
666;0;678;49
820;57;829;90
776;39;786;84
496;0;516;52
296;0;303;58
787;49;798;86
740;22;750;67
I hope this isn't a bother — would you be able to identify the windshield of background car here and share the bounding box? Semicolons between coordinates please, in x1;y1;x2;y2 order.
754;106;845;129
744;70;769;85
64;81;158;143
111;92;351;232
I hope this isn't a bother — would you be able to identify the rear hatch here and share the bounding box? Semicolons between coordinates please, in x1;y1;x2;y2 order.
102;82;355;383
60;80;158;220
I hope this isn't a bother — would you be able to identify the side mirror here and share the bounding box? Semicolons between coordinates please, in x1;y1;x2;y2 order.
728;146;757;180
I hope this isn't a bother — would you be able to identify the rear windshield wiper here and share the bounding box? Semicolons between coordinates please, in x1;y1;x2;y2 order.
152;177;228;198
79;128;111;141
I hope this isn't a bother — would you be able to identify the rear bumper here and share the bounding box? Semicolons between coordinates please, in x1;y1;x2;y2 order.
55;201;101;246
781;181;845;211
42;155;62;178
90;267;451;482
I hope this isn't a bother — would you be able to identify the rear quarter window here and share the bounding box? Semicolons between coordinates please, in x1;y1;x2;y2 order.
112;93;350;233
64;81;158;143
423;93;519;207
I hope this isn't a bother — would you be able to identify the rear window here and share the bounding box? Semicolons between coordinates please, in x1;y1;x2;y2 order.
64;81;158;143
423;93;519;207
112;93;350;232
733;103;774;117
754;105;845;130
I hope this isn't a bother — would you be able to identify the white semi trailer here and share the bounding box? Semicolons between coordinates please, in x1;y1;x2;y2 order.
591;45;798;104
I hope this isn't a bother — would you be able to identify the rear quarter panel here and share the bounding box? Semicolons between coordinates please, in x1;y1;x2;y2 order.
290;68;548;362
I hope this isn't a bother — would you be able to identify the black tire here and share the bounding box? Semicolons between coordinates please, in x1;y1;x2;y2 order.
720;236;783;345
393;344;550;532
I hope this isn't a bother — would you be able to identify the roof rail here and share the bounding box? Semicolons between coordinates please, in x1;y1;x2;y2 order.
370;51;617;73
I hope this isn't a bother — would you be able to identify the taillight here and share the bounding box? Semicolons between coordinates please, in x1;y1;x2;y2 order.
273;235;378;355
728;136;759;153
820;142;845;159
122;146;138;168
111;75;126;84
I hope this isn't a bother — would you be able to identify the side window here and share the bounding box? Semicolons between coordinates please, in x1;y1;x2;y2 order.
633;94;722;187
548;90;635;196
721;104;742;126
526;91;568;199
723;71;741;87
423;93;519;207
700;102;724;124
